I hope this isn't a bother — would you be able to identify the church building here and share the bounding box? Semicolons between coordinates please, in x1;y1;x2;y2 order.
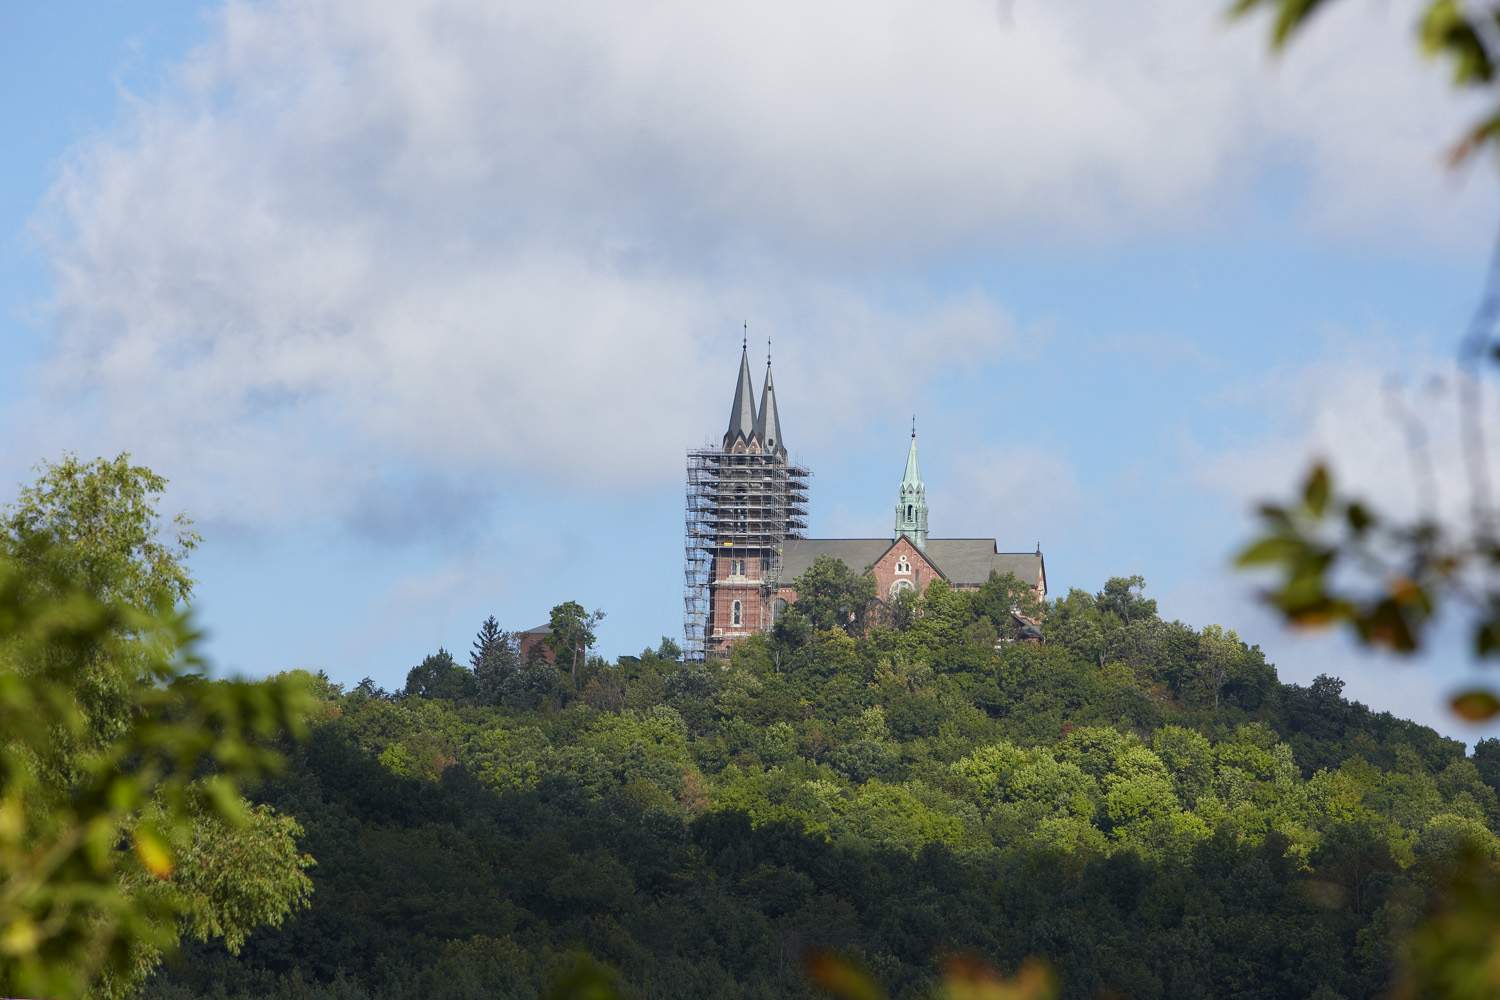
684;341;1045;658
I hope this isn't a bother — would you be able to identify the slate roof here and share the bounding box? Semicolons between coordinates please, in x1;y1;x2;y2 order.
780;538;1046;592
723;345;759;450
780;539;889;580
754;364;786;458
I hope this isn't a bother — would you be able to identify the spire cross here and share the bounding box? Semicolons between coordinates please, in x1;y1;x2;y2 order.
911;414;916;438
766;336;772;367
743;320;748;352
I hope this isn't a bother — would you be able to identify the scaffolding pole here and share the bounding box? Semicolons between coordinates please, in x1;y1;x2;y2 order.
684;448;810;661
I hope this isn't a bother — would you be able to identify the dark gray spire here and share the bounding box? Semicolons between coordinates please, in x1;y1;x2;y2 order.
722;337;759;451
755;347;785;458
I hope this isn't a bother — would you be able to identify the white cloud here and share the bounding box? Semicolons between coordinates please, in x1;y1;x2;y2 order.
18;0;1493;532
1197;340;1500;530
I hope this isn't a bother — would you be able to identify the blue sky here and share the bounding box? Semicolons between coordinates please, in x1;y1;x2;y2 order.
4;0;1500;737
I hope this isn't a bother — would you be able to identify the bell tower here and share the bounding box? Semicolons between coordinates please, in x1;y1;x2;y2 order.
683;333;809;659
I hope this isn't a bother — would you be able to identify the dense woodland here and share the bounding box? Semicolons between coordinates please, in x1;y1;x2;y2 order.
132;559;1500;998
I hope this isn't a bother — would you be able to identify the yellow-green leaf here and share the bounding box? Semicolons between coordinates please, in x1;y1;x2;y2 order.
806;950;887;1000
1303;464;1331;517
134;826;175;879
1451;689;1500;722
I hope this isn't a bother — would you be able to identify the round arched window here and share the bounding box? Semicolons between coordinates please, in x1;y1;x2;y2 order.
889;579;915;600
895;556;911;575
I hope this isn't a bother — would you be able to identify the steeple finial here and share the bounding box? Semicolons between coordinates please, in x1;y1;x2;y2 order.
743;321;748;352
911;414;916;438
766;337;772;368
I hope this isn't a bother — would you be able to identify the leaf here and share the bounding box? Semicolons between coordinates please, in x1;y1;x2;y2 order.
134;825;175;879
1226;0;1332;49
1359;599;1419;653
1345;502;1375;534
1236;535;1304;567
1447;111;1500;167
936;955;1057;1000
1478;618;1500;657
806;950;887;1000
1452;689;1500;722
203;774;248;826
0;917;38;957
1271;0;1334;48
1302;464;1331;517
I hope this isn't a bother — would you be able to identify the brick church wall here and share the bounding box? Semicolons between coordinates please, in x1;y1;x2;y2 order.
870;537;937;603
708;551;771;647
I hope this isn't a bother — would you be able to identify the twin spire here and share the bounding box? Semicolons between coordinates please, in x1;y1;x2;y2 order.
721;331;786;458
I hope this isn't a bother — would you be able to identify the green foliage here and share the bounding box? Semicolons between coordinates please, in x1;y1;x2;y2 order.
3;453;199;610
0;556;312;1000
138;565;1500;1000
547;601;606;691
0;455;314;999
793;556;877;632
404;647;476;702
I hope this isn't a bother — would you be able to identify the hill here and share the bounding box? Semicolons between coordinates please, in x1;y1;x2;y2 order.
146;574;1500;999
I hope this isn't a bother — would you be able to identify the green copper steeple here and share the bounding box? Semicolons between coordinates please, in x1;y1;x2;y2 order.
894;419;928;550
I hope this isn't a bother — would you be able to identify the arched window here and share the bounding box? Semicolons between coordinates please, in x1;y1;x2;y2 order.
895;556;911;575
906;504;913;520
731;600;743;626
889;579;915;600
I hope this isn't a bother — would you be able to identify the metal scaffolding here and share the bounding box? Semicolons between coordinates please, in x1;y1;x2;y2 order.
684;448;810;661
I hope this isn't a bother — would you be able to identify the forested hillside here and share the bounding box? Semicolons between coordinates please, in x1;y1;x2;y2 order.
142;567;1500;999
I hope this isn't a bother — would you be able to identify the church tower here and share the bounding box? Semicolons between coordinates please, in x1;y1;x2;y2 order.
683;336;809;660
894;422;928;550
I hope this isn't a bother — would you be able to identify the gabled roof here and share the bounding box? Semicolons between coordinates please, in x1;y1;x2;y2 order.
723;344;759;450
780;537;1046;591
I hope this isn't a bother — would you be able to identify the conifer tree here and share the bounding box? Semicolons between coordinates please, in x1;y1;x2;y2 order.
471;615;503;668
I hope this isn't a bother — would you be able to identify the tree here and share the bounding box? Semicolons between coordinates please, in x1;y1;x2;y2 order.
792;556;876;633
471;615;504;668
546;601;605;692
2;453;198;610
470;618;520;705
0;454;313;999
972;571;1044;639
1095;576;1156;626
404;647;476;702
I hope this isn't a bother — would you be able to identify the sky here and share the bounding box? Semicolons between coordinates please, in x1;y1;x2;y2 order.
4;0;1500;739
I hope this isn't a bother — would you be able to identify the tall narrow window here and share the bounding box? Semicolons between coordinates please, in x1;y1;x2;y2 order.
731;600;743;626
907;504;913;520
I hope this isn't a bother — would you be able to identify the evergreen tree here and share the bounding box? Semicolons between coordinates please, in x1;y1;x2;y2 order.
473;626;520;706
470;615;503;668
